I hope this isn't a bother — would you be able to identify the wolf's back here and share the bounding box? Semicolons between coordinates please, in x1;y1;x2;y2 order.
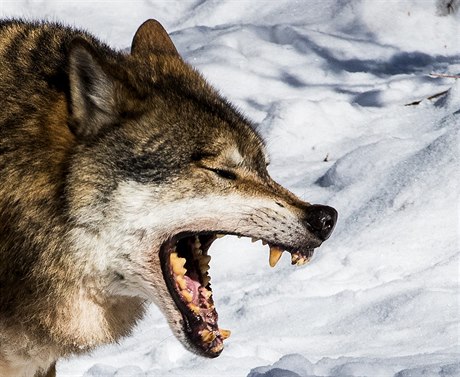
0;20;96;331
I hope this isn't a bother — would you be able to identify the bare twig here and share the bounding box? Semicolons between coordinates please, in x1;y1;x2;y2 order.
405;90;449;106
429;73;460;79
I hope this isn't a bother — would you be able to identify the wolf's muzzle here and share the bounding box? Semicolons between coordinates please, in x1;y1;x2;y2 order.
304;205;338;241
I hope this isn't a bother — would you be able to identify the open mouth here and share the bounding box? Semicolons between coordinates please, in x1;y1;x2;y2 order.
160;232;317;358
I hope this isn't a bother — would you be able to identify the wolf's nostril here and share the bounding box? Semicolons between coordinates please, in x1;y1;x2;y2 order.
304;205;337;241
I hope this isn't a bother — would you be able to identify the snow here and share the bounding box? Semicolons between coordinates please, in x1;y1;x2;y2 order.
1;1;459;376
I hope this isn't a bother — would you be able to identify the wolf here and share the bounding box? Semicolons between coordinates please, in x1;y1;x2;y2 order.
0;19;337;377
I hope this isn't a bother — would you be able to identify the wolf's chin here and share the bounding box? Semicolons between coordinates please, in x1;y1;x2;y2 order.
159;231;321;357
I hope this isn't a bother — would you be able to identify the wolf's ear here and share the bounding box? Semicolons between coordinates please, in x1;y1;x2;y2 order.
68;38;117;138
131;19;180;57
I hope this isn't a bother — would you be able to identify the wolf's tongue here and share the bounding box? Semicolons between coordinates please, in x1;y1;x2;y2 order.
184;275;201;304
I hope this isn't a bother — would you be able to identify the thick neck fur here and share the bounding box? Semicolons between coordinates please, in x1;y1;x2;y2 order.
0;21;145;376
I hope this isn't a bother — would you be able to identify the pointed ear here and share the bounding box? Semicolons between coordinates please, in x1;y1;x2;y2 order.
131;19;180;57
68;38;117;138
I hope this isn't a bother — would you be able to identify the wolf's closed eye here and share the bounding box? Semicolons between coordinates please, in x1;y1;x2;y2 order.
207;168;237;180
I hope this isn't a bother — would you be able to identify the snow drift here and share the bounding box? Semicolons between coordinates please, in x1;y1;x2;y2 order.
1;1;458;376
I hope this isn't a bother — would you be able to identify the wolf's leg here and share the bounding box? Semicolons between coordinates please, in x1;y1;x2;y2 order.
36;363;56;377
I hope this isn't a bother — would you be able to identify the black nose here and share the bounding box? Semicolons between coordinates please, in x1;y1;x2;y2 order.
304;205;337;241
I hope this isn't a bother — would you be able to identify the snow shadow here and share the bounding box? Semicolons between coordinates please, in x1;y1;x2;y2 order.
322;50;459;76
257;24;460;76
247;353;460;377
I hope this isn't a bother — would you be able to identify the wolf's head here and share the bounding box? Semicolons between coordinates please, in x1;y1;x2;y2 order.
65;20;337;357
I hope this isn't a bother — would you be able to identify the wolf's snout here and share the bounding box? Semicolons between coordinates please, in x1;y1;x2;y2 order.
304;205;337;241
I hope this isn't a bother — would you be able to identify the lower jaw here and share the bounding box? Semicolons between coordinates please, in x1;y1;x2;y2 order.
160;234;229;357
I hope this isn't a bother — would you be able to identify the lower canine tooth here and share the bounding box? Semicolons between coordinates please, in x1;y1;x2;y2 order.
219;328;231;339
269;245;283;267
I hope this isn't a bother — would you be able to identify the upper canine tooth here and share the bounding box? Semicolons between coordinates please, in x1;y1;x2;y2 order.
269;245;283;267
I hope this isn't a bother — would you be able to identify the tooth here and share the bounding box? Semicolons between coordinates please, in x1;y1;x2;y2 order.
291;252;310;266
189;304;200;315
201;329;216;343
219;329;231;339
176;275;187;290
200;287;212;299
181;289;193;303
193;248;202;257
199;255;211;266
211;343;224;353
269;245;283;267
200;265;210;275
296;256;310;266
172;258;187;275
291;253;300;265
194;236;201;249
